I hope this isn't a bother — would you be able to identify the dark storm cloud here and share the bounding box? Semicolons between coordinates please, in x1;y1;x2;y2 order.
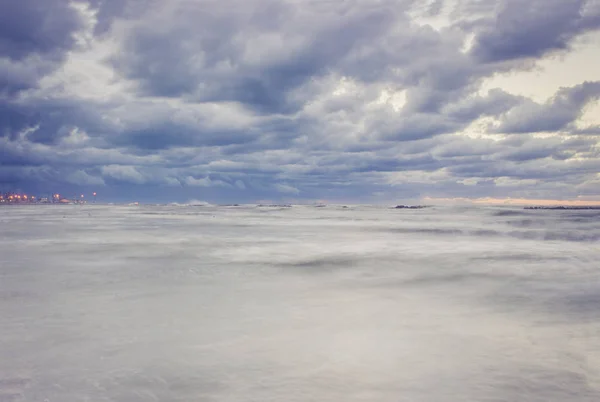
0;58;57;96
366;89;521;142
494;81;600;133
374;113;459;141
471;0;600;62
0;0;84;95
0;97;117;146
113;121;253;150
112;0;403;114
0;101;31;139
0;0;82;60
445;89;523;121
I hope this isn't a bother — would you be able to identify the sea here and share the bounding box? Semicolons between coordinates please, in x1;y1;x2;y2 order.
1;204;599;401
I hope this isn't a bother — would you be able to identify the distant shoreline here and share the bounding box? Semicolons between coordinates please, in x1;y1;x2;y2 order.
524;206;600;210
3;203;600;210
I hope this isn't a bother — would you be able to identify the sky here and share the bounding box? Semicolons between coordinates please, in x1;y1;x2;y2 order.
1;0;600;204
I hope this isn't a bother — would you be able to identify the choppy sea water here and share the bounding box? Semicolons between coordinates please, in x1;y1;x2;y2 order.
1;204;599;401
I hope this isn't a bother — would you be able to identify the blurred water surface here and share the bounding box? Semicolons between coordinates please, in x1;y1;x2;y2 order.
1;204;599;401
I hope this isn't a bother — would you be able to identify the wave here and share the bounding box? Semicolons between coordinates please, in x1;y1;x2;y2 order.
377;226;600;242
510;230;600;242
560;211;600;222
166;200;212;206
186;199;212;206
505;219;538;228
470;253;569;262
280;256;361;269
492;210;530;217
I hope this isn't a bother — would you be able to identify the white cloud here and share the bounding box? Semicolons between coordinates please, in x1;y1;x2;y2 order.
101;165;146;184
183;176;231;188
65;170;106;186
274;183;300;194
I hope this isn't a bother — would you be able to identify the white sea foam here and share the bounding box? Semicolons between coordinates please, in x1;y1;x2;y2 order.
185;199;212;206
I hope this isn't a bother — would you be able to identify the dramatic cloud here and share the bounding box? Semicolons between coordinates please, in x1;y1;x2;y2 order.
1;0;600;202
470;0;600;62
0;0;84;95
493;81;600;133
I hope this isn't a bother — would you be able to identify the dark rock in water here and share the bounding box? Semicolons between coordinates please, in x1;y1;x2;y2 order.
257;204;292;208
394;205;429;209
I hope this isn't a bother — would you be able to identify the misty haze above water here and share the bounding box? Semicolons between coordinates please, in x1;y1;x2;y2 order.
1;204;599;401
